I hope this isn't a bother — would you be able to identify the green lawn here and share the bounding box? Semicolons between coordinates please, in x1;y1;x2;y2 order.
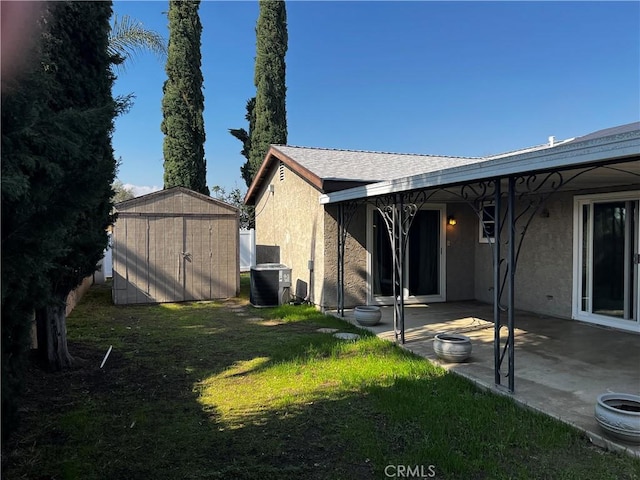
3;276;639;479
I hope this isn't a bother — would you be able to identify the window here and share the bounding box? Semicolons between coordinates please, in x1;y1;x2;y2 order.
479;203;496;243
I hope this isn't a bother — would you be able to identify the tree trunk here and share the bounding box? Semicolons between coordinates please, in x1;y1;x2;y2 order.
36;296;73;371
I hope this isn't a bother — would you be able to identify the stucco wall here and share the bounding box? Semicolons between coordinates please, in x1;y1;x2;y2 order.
322;204;368;309
324;202;477;308
445;203;477;301
474;192;574;318
253;163;325;305
254;165;578;316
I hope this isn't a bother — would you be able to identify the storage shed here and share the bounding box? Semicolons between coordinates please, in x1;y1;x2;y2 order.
112;187;239;305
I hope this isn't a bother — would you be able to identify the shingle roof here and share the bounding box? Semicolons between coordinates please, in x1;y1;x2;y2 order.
270;146;481;182
245;121;640;204
563;121;640;144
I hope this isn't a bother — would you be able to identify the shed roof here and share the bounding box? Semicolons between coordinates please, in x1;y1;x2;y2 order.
245;122;640;205
115;186;238;213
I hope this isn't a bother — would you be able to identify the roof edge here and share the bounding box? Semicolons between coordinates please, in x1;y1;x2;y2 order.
244;146;325;205
115;186;238;212
320;126;640;204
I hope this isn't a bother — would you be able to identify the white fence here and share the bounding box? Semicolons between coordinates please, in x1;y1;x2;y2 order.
240;228;256;272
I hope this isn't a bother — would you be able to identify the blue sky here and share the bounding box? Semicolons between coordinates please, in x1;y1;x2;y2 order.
112;1;640;197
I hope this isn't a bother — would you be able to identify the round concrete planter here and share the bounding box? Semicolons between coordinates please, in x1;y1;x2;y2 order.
595;393;640;444
433;333;472;363
354;306;381;326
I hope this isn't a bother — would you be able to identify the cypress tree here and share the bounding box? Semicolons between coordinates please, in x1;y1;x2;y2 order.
249;0;288;180
161;0;208;195
1;32;55;436
35;1;117;371
1;0;117;435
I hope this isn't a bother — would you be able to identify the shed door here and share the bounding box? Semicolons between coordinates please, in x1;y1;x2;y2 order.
148;217;183;303
183;218;213;301
149;217;215;302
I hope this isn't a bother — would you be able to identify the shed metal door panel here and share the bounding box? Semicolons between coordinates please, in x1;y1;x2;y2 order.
184;218;213;301
148;217;183;303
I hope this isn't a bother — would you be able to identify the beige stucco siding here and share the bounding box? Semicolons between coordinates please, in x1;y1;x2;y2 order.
256;168;577;316
322;205;369;309
324;202;476;308
444;203;477;301
254;163;326;304
474;192;574;318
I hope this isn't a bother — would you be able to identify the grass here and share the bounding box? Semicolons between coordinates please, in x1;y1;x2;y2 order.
3;275;639;479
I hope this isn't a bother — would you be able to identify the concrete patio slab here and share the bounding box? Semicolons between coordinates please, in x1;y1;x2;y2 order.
331;301;640;457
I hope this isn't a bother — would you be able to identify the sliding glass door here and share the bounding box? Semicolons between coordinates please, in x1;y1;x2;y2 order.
369;205;446;304
574;192;639;331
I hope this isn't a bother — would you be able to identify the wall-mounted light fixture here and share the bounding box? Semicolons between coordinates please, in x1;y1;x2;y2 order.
447;215;457;226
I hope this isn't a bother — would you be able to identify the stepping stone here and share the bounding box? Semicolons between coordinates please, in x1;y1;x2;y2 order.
316;328;339;334
333;332;360;341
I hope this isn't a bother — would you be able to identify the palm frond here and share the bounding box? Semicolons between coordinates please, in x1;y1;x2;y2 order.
109;14;167;65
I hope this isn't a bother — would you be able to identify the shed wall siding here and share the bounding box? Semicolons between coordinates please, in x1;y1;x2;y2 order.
119;190;235;215
254;164;325;305
113;189;238;305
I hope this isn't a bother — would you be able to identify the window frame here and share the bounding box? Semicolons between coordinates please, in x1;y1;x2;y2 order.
478;202;496;244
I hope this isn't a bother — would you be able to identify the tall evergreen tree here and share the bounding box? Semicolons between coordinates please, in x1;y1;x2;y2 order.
161;0;208;195
248;0;288;181
34;1;118;370
1;18;58;435
229;96;256;187
1;0;117;435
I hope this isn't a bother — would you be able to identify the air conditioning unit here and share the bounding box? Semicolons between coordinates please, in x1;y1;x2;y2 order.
250;263;292;307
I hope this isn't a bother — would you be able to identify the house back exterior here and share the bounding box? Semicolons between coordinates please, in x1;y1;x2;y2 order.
246;123;640;333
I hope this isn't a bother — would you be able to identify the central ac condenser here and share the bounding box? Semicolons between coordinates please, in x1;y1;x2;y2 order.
250;263;292;307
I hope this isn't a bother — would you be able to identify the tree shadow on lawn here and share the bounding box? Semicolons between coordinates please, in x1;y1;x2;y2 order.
3;284;639;480
2;285;372;479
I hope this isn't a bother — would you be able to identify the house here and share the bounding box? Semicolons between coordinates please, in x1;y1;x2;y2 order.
245;122;639;339
112;187;239;305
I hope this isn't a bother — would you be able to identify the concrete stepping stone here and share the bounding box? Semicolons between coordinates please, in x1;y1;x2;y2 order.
333;332;360;341
316;328;339;334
